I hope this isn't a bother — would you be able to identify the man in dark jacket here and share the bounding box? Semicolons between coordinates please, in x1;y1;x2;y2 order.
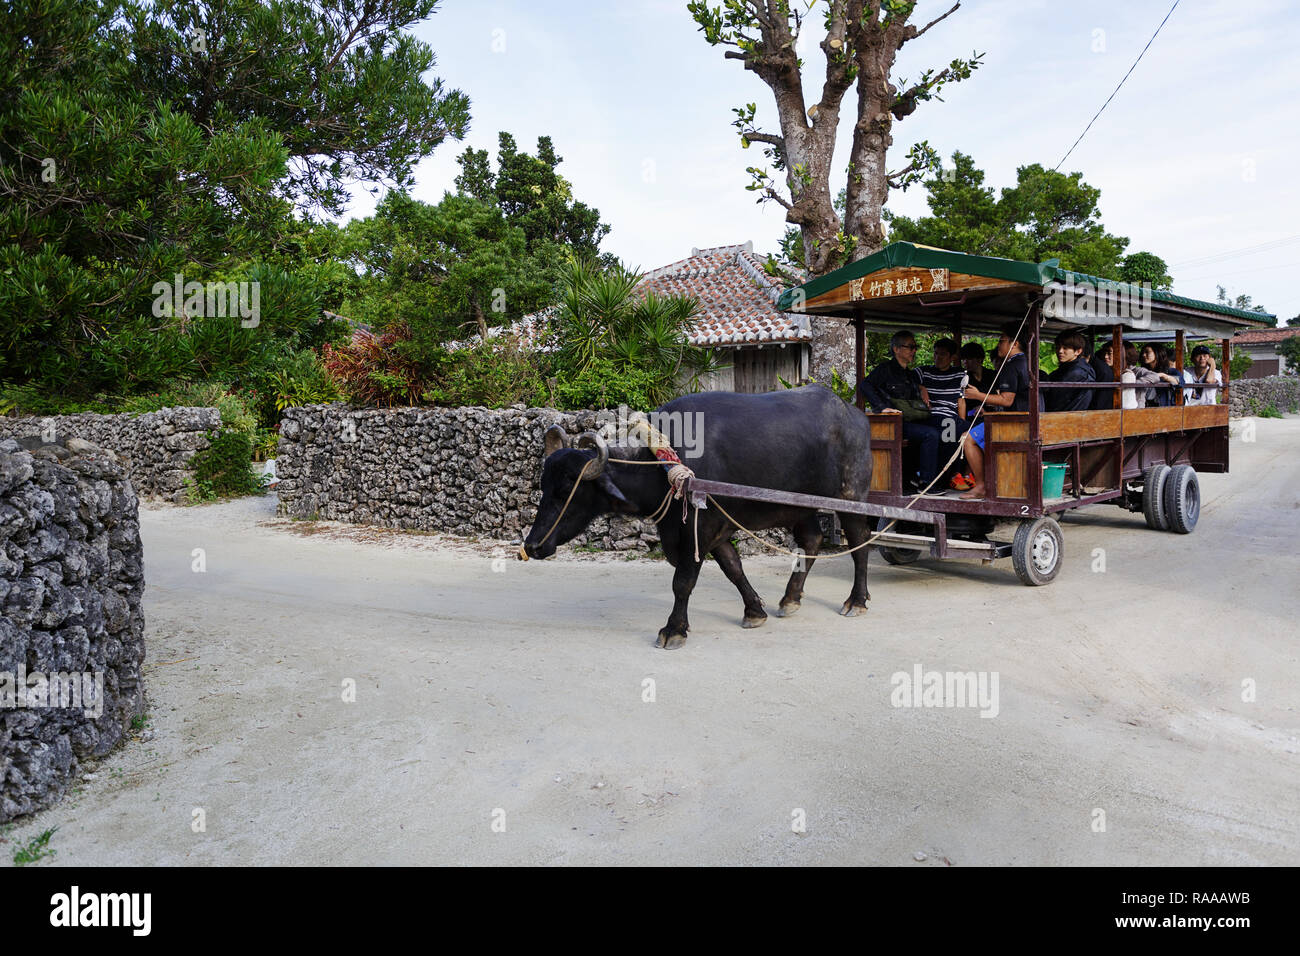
1046;330;1096;412
859;329;942;491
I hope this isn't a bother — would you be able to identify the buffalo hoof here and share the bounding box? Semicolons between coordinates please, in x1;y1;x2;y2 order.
839;600;869;617
742;612;767;629
778;601;800;618
655;628;689;650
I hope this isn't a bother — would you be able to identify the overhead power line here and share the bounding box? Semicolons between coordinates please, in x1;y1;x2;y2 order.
1170;234;1300;269
1054;0;1181;172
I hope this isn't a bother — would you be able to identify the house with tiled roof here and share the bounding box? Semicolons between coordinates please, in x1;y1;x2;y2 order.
1232;326;1300;377
451;241;813;392
637;241;810;391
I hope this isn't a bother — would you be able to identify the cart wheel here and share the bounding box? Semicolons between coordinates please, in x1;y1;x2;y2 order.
1012;517;1063;586
880;547;921;566
879;520;925;565
1162;464;1200;534
1141;464;1172;531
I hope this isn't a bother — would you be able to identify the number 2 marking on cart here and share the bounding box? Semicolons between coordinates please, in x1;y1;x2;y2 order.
1020;505;1029;515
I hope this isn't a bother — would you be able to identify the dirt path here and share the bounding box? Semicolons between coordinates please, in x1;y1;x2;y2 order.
5;418;1299;865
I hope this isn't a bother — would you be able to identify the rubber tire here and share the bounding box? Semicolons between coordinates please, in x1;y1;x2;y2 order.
1142;464;1172;531
879;519;926;565
1162;464;1200;534
1012;516;1064;586
880;547;921;566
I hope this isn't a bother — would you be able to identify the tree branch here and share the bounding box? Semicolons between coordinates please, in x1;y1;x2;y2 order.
903;2;960;45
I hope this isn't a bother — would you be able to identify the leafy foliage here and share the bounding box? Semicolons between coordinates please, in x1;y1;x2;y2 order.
0;0;462;402
1216;286;1274;325
322;327;432;408
551;260;726;409
421;337;549;408
455;133;610;258
123;0;469;217
885;151;1133;277
187;430;264;500
1119;252;1173;291
1277;336;1300;375
337;191;560;350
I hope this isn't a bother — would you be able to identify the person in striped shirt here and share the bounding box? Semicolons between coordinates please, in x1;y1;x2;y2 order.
918;338;969;438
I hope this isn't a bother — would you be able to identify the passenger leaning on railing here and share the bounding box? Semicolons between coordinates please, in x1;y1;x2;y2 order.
1138;344;1182;407
1184;345;1222;405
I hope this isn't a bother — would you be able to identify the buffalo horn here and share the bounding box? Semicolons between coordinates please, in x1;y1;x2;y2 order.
574;431;608;479
543;424;567;457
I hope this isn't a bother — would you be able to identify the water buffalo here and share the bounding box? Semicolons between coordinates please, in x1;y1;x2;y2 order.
520;385;874;650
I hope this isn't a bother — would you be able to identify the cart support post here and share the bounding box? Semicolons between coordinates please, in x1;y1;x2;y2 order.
1175;330;1185;406
1221;337;1231;407
1111;325;1124;409
1028;299;1043;513
853;314;866;412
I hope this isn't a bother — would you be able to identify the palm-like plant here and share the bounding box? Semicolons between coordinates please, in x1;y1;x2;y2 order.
554;259;726;408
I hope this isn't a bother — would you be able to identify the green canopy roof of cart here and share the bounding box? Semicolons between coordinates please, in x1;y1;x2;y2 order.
775;242;1276;326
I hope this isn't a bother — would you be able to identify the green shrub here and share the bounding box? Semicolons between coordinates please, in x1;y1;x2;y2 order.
553;357;661;410
188;431;264;500
322;326;431;407
422;338;549;408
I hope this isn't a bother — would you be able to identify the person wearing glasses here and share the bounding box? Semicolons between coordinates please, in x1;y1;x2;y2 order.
858;330;942;492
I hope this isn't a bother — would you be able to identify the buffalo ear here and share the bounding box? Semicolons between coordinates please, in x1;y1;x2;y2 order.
543;424;567;458
597;473;633;511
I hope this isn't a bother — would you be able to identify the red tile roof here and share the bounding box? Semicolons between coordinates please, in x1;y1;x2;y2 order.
637;242;810;346
1233;327;1300;344
450;242;810;351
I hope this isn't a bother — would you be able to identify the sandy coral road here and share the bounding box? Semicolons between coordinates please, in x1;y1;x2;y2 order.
4;418;1298;866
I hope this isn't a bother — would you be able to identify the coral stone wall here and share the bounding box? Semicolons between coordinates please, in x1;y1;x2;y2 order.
0;437;146;822
0;408;220;501
275;404;664;551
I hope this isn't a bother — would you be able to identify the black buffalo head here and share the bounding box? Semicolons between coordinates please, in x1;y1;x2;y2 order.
521;425;630;560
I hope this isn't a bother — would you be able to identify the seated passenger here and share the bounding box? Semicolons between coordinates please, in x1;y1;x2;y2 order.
959;322;1045;499
918;337;969;437
1045;330;1096;412
1089;341;1118;410
959;341;996;417
1184;345;1222;405
858;329;942;492
1139;344;1182;407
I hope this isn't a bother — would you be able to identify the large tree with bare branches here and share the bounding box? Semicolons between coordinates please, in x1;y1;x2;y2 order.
689;0;981;377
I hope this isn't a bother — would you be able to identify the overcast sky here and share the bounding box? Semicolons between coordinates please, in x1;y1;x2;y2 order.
347;0;1300;320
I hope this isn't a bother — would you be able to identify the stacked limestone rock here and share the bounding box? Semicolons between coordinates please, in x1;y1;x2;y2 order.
276;404;663;551
0;407;220;501
1227;376;1300;418
276;403;797;556
0;437;146;822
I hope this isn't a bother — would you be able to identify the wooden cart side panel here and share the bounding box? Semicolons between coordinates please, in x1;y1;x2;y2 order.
993;450;1028;500
986;416;1031;442
1040;410;1123;443
1182;404;1230;430
870;450;894;492
1120;406;1186;436
867;414;902;494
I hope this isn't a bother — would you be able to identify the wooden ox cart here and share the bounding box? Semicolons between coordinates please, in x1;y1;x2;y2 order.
678;242;1271;586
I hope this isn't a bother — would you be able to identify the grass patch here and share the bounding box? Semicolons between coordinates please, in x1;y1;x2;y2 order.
12;827;57;866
